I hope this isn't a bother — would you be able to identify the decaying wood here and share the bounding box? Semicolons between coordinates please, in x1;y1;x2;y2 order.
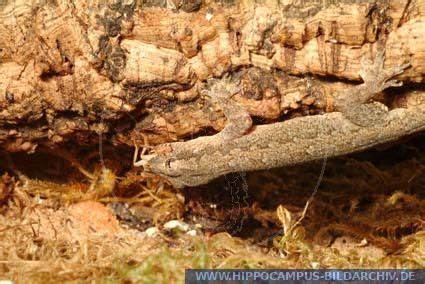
0;0;424;155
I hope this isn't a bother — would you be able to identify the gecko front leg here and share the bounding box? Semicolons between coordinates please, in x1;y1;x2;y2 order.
203;77;252;141
133;77;253;187
334;50;410;126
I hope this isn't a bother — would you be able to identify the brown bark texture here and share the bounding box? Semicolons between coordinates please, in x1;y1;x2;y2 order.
0;0;424;153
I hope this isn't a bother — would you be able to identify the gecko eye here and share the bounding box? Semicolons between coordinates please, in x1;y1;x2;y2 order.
165;158;175;169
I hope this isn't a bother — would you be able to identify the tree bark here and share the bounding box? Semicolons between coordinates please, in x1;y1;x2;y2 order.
0;0;424;153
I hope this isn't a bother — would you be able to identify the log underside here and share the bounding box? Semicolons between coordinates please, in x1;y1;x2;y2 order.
0;0;424;156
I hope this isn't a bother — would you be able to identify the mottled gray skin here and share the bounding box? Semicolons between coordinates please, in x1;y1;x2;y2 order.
135;51;424;188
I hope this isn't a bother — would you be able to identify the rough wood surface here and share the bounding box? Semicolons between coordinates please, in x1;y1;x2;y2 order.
0;0;424;159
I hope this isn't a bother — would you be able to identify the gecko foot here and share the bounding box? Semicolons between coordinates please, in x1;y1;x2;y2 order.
133;140;155;168
337;50;410;127
359;50;410;96
204;76;241;100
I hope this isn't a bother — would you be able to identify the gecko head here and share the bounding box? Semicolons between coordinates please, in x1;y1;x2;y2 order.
145;155;213;188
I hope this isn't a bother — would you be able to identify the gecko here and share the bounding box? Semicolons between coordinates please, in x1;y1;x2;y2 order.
133;50;424;188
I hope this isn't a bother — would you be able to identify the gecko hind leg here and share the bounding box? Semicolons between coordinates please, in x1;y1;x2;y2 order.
337;50;410;126
359;50;410;97
204;76;253;141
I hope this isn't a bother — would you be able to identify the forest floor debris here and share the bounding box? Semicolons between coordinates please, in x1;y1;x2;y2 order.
0;135;424;282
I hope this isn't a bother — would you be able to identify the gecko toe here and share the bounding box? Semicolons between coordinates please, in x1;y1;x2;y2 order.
384;80;403;89
384;63;411;79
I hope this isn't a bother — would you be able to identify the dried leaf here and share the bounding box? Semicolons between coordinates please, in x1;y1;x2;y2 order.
276;205;293;234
